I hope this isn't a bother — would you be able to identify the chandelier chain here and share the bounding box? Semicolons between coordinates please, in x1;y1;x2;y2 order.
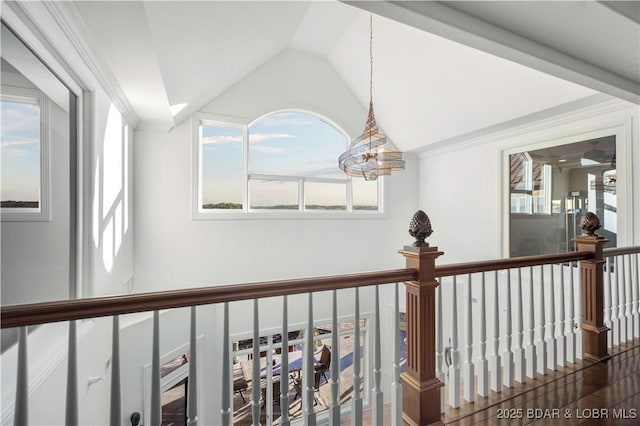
369;14;373;104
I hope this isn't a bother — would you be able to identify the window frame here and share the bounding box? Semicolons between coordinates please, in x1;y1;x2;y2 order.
192;111;386;220
1;85;50;222
509;151;552;216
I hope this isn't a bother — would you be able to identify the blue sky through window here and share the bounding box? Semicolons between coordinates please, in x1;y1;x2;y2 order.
248;112;345;178
1;100;40;205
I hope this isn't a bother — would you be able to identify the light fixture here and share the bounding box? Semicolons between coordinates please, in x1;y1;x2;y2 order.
338;15;404;181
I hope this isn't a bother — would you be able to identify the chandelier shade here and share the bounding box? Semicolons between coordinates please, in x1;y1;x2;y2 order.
338;15;404;181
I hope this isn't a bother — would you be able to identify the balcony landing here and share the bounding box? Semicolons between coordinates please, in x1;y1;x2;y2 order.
444;339;640;425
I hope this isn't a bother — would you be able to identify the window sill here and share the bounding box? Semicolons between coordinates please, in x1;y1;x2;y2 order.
192;210;387;221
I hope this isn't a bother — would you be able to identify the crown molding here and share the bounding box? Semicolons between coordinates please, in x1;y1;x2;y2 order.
40;1;140;128
415;94;634;158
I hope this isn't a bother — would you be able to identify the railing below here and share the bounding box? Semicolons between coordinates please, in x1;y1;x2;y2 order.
1;217;639;425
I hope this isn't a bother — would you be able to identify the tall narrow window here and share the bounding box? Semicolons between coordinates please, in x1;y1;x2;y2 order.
1;87;49;220
199;122;244;210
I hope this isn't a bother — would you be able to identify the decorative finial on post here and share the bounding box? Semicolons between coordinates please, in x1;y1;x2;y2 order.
408;210;433;247
580;212;601;237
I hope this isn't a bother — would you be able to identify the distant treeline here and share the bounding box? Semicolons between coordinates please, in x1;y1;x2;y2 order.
203;203;377;211
1;201;39;208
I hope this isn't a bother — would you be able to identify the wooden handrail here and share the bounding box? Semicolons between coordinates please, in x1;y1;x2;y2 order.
603;246;640;257
4;247;635;329
435;251;593;278
0;268;418;328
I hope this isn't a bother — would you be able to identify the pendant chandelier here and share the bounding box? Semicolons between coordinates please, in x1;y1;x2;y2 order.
339;15;404;181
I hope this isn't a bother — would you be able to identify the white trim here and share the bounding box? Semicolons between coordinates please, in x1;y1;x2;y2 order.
1;86;51;222
417;95;629;157
501;115;635;256
192;111;386;220
40;1;140;128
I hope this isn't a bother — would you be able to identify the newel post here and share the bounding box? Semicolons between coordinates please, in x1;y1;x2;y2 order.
399;211;444;426
573;212;610;362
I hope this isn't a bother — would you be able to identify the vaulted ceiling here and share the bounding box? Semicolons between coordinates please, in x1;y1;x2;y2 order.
61;0;639;152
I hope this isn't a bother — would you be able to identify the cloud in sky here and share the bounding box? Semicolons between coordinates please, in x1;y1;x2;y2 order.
1;137;39;149
202;132;294;145
2;147;31;157
260;114;313;127
1;103;39;135
250;145;284;153
202;134;242;145
249;133;294;143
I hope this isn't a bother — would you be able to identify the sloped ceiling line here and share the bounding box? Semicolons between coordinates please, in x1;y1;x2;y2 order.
343;0;639;104
44;1;141;128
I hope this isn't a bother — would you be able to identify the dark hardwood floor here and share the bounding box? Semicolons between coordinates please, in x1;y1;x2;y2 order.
445;340;640;425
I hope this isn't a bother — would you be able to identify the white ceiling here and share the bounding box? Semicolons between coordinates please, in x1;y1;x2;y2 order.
65;0;639;152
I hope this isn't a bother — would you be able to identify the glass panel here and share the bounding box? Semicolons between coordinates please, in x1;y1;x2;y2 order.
201;123;243;209
248;112;346;178
352;178;378;211
1;99;40;209
249;179;298;210
510;136;616;257
305;181;346;210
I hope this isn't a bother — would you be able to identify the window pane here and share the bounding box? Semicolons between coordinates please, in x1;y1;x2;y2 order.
352;178;378;211
248;112;345;178
1;99;40;209
249;179;298;210
305;182;346;210
201;123;243;209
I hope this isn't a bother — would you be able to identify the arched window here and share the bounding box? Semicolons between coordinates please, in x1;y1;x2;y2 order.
194;111;380;216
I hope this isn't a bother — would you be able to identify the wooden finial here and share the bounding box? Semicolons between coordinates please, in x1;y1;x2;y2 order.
409;210;433;247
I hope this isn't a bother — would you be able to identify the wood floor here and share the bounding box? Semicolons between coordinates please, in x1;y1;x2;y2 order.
445;340;640;425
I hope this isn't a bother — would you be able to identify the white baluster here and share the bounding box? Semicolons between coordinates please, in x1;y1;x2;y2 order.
14;327;28;426
281;296;290;426
151;311;161;426
605;257;613;348
352;288;362;426
110;316;121;426
624;255;633;342
489;271;502;393
436;283;444;412
463;274;475;402
513;269;525;383
503;270;513;388
391;283;403;426
536;266;548;376
304;293;316;426
567;262;577;363
252;300;261;426
477;272;488;398
66;320;78;426
266;334;274;426
372;285;383;425
449;277;461;407
547;265;557;371
557;265;567;368
221;303;231;426
187;307;198;425
329;290;339;426
633;254;640;338
525;267;536;378
617;256;627;343
575;265;584;360
611;256;620;346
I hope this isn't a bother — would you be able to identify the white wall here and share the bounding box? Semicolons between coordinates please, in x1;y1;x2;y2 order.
418;99;640;264
0;3;135;424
